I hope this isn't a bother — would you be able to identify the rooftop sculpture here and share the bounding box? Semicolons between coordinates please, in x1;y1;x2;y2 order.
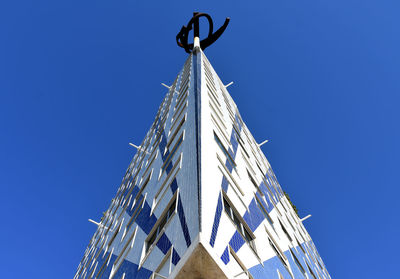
176;12;230;53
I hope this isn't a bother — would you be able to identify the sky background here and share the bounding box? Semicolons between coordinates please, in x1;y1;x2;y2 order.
1;0;399;278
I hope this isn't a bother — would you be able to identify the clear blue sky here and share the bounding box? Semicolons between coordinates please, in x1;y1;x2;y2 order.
1;1;399;278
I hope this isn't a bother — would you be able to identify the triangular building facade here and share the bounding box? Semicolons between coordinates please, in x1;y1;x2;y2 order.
74;47;331;279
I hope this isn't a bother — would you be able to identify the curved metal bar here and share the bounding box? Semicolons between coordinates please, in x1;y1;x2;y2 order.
200;17;230;50
176;12;229;53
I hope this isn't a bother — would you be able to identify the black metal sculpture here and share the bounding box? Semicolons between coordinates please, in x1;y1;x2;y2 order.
176;12;230;53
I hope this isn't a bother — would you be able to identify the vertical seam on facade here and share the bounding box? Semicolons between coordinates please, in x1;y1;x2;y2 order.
193;51;202;232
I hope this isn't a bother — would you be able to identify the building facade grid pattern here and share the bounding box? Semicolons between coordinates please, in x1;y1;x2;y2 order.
74;50;330;279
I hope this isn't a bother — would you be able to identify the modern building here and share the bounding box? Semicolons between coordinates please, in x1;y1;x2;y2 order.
74;40;330;279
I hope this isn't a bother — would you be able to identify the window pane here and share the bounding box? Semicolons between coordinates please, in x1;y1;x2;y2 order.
158;217;167;233
155;254;171;278
147;233;157;251
233;215;242;230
